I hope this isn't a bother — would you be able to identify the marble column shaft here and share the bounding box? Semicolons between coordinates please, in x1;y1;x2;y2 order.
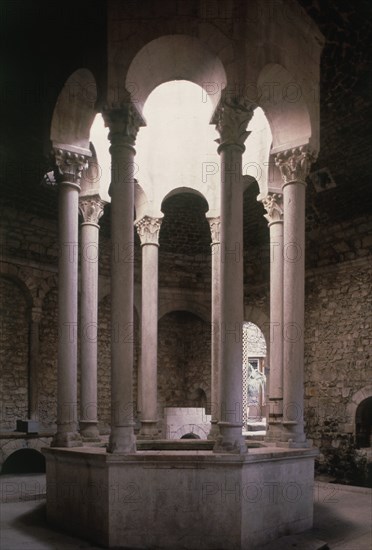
29;307;42;421
207;217;221;440
53;147;89;447
262;193;284;441
135;216;162;439
103;102;145;453
212;95;254;454
276;146;314;446
79;196;105;440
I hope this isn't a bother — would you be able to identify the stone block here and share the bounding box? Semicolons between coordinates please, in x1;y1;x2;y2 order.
16;420;39;434
44;446;317;549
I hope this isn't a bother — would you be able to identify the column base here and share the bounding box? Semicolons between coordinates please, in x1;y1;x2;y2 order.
207;421;220;440
79;421;100;442
213;422;247;454
108;426;137;454
265;419;285;443
52;430;82;448
275;421;310;448
137;420;161;440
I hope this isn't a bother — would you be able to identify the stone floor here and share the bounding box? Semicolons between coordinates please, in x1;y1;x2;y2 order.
0;474;371;549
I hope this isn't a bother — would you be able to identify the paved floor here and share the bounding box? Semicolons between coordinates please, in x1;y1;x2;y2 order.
0;475;371;549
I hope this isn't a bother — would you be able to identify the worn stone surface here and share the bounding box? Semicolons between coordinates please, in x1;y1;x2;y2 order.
0;278;29;430
158;311;211;433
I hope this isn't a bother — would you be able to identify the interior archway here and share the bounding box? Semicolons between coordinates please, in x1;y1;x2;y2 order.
356;397;372;448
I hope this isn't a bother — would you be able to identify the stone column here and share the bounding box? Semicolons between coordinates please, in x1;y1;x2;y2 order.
29;307;42;421
275;146;314;446
52;146;90;447
207;217;221;439
135;215;162;439
262;193;284;442
212;94;254;454
103;102;145;453
79;196;106;440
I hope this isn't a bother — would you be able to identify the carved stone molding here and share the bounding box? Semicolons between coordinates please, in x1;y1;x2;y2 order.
208;217;221;244
53;148;90;184
102;101;146;146
262;193;283;225
275;145;316;185
135;216;162;246
212;94;255;151
79;196;106;225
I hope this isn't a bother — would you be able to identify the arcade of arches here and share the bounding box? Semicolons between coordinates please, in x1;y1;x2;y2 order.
1;0;371;548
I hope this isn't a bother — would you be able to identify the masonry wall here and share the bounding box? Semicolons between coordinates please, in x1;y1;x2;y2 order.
0;278;29;429
304;214;372;454
1;203;371;457
157;311;211;434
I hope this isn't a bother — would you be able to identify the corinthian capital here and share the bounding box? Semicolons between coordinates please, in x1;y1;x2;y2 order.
135;216;162;246
102;100;146;146
212;93;255;151
53;146;91;185
275;146;316;185
79;196;106;225
262;193;283;225
208;217;221;244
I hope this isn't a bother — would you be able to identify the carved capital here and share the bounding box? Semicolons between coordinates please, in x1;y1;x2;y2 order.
262;193;283;225
102;101;146;147
135;216;162;246
53;147;90;185
212;94;254;151
208;217;221;244
275;146;316;185
79;196;106;225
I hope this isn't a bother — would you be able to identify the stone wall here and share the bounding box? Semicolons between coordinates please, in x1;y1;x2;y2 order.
39;287;58;429
0;277;29;429
157;311;211;433
304;214;372;456
1;200;371;455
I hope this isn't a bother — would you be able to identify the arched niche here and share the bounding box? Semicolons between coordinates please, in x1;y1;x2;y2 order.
1;448;45;475
125;35;227;115
346;385;372;443
51;68;97;151
157;310;211;426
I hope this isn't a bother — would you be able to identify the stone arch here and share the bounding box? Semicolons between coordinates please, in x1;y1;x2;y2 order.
161;187;209;212
158;299;210;323
244;305;270;359
173;424;208;440
125;35;227;115
1;448;45;475
346;385;372;438
0;268;33;311
134;181;150;220
257;63;312;154
51;68;97;150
